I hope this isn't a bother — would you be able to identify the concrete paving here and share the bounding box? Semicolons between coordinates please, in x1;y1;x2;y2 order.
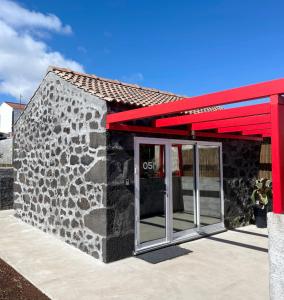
0;210;269;300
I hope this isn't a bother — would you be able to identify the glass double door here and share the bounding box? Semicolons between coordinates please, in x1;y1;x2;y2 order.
135;138;223;252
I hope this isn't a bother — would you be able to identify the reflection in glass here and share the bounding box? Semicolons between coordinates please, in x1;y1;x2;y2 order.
171;144;196;233
198;146;222;226
139;144;166;243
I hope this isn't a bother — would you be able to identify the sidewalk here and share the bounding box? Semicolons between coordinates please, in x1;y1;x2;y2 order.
0;210;269;300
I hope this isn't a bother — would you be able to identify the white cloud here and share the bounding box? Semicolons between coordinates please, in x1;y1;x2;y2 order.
0;0;84;100
0;0;71;34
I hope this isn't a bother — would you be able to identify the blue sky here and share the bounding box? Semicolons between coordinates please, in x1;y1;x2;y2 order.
0;0;284;105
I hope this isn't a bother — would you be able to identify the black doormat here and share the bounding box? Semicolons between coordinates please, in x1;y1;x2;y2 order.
136;245;192;264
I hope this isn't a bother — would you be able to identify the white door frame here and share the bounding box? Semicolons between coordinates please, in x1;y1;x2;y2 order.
134;137;224;253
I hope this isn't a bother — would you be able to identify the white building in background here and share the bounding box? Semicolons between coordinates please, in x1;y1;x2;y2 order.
0;102;25;135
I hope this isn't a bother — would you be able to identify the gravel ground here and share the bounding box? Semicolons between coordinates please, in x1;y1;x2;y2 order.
0;258;50;300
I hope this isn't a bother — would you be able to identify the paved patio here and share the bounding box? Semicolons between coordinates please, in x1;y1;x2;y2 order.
0;210;268;300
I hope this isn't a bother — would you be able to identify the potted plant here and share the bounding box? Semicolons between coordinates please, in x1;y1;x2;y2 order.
251;178;272;228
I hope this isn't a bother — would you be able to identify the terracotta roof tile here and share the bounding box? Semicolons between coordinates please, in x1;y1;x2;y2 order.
49;66;220;113
5;102;26;110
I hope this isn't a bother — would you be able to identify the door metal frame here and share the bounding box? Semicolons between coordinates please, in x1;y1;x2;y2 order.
134;137;224;253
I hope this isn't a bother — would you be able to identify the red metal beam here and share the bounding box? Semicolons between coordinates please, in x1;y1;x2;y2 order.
271;95;284;213
242;129;271;136
106;123;189;136
192;114;270;131
107;78;284;124
155;103;270;128
218;123;271;133
194;131;263;141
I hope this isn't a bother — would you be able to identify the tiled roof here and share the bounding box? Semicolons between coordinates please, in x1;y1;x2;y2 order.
49;66;220;113
5;102;26;110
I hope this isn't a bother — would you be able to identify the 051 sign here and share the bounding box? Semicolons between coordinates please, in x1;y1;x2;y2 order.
142;161;156;170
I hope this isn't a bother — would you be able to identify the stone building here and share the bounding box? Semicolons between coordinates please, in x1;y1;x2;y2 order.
13;66;263;262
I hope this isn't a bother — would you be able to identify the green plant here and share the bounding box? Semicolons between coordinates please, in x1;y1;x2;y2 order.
251;178;272;209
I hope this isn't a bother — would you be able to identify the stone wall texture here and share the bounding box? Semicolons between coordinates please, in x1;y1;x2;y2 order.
13;72;107;261
105;130;135;262
222;140;261;228
268;213;284;300
0;168;13;210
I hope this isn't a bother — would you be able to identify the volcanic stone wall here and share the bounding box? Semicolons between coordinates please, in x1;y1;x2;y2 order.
222;140;261;228
104;130;135;262
13;72;107;260
0;168;13;209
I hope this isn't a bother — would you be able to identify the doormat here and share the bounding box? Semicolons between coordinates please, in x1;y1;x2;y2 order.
136;245;192;264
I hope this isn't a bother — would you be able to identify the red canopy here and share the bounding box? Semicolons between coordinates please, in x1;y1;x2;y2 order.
107;78;284;214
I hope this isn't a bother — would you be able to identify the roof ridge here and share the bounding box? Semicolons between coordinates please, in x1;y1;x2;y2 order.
49;66;186;98
5;101;25;104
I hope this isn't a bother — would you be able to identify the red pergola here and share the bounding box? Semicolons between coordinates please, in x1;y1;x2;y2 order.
106;78;284;214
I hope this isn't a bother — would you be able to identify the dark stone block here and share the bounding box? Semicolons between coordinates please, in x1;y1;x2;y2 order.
70;155;79;165
81;154;94;166
62;219;70;227
75;146;82;154
60;152;68;165
63;127;70;134
60;175;67;186
71;219;79;228
14;202;23;210
50;179;57;188
75;211;81;218
14;183;22;193
23;194;30;204
106;185;134;206
77;198;90;210
75;178;83;185
60;228;65;237
68;198;76;208
102;233;134;263
54;125;61;134
90;121;98;130
70;184;77;196
14;160;21;169
86;112;92;121
71;136;80;144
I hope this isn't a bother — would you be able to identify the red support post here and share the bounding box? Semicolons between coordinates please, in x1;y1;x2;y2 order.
271;95;284;213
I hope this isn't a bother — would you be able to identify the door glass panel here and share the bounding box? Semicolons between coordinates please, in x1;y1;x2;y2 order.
171;144;196;234
139;144;167;244
198;145;222;226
